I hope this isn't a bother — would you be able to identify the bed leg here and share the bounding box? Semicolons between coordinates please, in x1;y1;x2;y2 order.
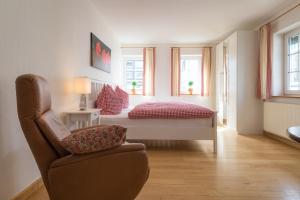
213;113;218;154
213;138;217;154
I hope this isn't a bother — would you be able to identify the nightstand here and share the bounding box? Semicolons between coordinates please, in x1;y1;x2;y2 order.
64;108;101;129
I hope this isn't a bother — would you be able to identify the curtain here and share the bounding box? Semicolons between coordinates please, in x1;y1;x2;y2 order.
201;47;212;96
171;47;181;96
143;47;155;96
222;46;228;124
257;23;272;100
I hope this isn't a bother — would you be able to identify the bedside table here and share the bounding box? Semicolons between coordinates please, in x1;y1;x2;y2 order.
64;108;101;129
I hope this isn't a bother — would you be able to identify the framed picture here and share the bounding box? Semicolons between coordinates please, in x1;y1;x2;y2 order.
90;33;111;73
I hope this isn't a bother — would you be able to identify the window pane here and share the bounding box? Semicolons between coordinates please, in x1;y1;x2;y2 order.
289;35;299;54
135;72;143;79
288;72;300;90
126;83;131;89
289;53;299;72
286;33;300;93
180;56;202;94
126;72;134;80
123;56;144;94
135;61;143;68
136;81;143;88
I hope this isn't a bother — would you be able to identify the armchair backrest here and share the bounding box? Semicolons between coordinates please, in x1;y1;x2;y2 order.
15;74;70;189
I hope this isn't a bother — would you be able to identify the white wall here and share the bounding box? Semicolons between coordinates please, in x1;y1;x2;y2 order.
122;44;216;109
0;0;121;199
272;6;300;34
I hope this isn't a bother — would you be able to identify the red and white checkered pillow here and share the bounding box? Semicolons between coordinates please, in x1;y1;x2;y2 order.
96;85;123;115
115;86;129;108
96;85;107;109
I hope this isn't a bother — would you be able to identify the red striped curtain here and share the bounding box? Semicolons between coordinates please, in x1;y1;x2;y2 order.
201;47;212;96
143;47;155;96
171;47;181;96
257;23;272;100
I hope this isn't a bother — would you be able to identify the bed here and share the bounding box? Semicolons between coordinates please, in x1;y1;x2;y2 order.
89;80;218;153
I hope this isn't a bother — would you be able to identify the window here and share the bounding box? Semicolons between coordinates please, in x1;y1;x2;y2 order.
123;55;144;94
285;29;300;94
180;55;202;95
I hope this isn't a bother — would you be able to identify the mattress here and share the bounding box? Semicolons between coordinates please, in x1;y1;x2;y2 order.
100;108;213;128
128;102;215;119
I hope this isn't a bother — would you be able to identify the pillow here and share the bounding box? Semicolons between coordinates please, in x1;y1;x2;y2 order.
61;125;126;154
96;85;107;109
101;85;123;115
104;96;123;115
115;86;129;108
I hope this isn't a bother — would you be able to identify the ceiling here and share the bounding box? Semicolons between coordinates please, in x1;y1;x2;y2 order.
91;0;299;44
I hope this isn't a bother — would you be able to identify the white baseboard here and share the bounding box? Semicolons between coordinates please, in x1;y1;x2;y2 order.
264;130;300;150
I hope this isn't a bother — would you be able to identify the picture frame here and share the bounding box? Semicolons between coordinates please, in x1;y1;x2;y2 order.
90;33;111;73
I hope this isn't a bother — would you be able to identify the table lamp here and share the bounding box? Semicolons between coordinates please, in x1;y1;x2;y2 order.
74;77;91;110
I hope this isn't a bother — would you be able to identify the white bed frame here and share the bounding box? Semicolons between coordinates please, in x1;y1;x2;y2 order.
124;115;218;153
89;80;218;153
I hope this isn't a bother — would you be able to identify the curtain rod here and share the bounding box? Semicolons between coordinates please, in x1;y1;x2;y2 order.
121;47;155;49
266;3;300;26
170;47;211;48
121;46;211;49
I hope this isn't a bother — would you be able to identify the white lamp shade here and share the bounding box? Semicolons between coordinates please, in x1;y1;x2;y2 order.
74;77;91;94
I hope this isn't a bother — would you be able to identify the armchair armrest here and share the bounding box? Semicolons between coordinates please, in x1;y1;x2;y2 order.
48;143;149;200
51;143;146;168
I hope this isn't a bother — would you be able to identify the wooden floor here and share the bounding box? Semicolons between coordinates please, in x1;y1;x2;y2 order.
28;128;300;200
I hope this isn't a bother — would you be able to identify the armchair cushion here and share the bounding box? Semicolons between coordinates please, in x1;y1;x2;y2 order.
61;125;126;154
37;110;71;156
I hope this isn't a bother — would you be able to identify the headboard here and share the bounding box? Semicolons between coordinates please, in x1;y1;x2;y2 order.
88;79;116;108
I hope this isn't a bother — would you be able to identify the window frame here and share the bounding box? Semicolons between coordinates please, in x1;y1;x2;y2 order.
284;28;300;95
179;54;202;95
123;55;144;95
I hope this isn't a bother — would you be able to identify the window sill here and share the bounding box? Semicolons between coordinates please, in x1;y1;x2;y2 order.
272;95;300;99
180;94;201;96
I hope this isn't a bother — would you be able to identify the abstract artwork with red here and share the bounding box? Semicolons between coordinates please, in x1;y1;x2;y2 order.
91;33;111;73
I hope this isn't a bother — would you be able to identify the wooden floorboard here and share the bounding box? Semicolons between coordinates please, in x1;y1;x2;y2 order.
27;128;300;200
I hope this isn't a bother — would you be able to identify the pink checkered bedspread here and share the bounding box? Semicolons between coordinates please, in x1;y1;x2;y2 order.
128;102;215;119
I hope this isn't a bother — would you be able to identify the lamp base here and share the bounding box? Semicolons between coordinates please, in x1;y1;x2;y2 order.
79;94;87;110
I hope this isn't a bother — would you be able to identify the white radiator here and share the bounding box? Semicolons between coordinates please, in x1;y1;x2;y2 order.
264;101;300;139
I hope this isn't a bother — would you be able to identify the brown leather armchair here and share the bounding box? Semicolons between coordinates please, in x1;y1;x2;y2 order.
15;74;149;200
